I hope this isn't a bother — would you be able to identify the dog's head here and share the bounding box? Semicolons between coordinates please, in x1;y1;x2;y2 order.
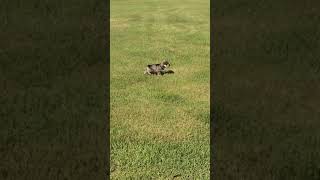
161;60;170;68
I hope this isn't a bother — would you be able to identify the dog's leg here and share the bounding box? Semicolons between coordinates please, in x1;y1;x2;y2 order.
144;68;151;75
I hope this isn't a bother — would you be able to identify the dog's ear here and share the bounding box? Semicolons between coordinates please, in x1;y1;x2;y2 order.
163;60;169;64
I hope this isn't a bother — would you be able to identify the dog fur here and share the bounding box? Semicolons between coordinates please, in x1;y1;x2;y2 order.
144;60;174;75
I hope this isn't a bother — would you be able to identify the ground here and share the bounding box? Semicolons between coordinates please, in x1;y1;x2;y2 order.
110;0;210;179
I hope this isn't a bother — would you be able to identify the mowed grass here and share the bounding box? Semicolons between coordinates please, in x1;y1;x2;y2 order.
111;0;210;179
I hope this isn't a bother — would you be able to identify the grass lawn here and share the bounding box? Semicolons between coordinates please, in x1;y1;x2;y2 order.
110;0;210;178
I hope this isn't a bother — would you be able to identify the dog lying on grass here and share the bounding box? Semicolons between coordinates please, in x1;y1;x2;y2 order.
144;60;175;75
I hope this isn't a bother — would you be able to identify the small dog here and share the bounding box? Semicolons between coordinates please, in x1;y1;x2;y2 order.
144;60;174;75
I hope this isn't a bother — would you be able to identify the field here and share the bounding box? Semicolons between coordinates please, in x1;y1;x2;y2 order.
3;0;319;179
110;0;210;179
213;0;320;179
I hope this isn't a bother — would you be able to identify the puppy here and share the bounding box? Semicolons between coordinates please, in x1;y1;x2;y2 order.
144;60;173;75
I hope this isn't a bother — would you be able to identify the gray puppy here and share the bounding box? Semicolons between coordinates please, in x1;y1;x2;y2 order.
144;60;174;75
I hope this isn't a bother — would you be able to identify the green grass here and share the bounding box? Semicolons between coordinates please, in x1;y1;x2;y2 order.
110;0;210;178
